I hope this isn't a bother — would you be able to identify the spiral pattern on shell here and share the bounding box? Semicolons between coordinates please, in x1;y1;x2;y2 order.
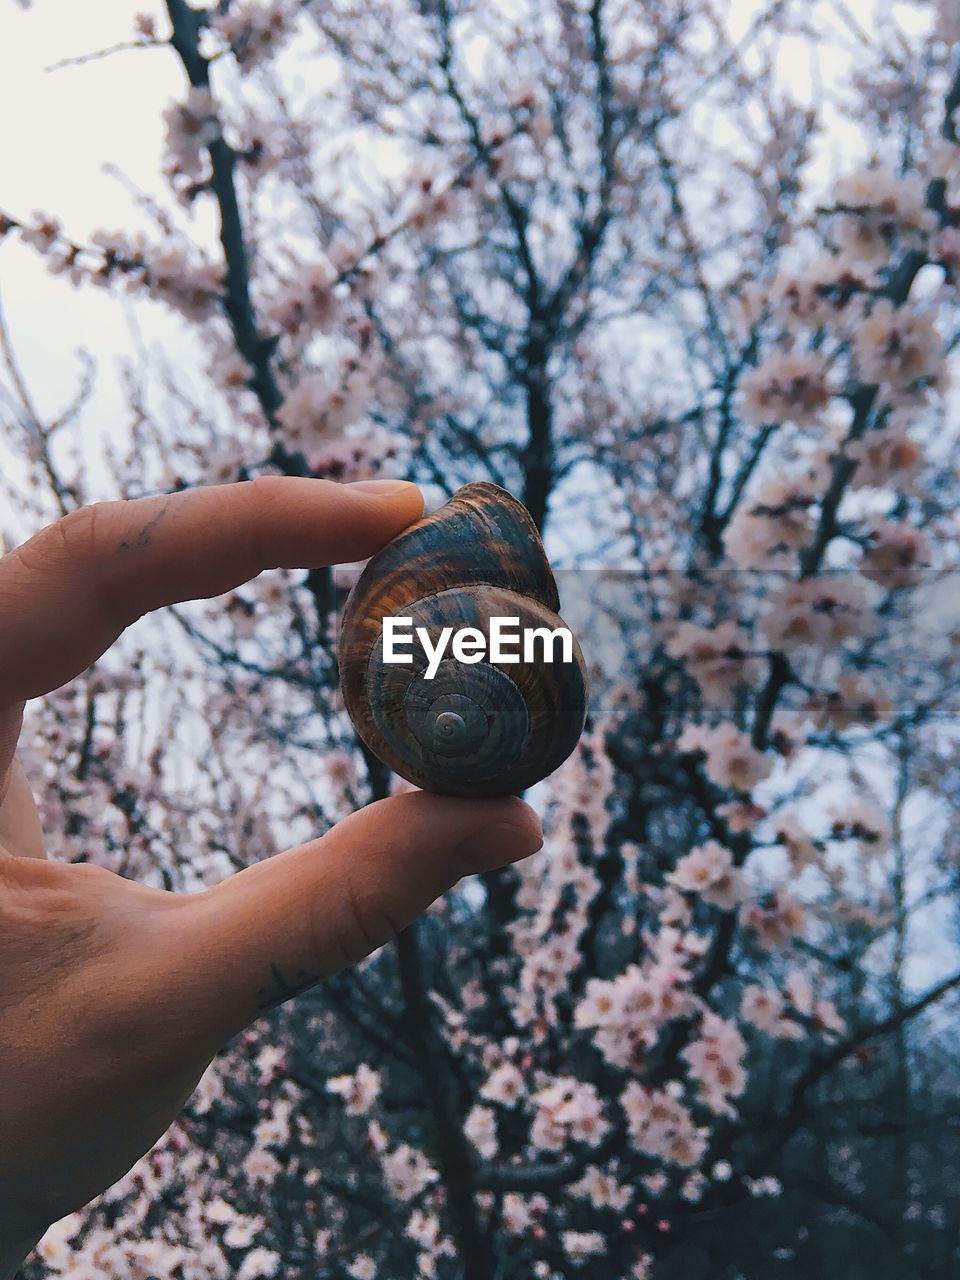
338;482;589;798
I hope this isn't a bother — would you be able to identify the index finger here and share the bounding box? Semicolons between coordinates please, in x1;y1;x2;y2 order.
0;476;422;707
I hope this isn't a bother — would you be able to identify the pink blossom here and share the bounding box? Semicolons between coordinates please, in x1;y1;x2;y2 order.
328;1064;381;1115
773;813;822;871
740;983;785;1031
831;167;934;267
853;300;946;399
761;576;876;651
806;672;893;731
860;519;931;589
668;840;745;910
463;1105;498;1158
212;1;296;70
740;351;833;426
829;798;891;854
741;892;806;950
846;425;923;488
665;620;757;704
561;1230;606;1263
677;723;773;792
380;1144;439;1202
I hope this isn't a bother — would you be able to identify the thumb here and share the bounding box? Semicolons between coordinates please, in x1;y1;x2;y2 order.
152;792;542;1051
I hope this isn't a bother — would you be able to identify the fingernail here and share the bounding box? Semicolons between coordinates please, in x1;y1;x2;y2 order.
344;479;415;495
455;817;544;871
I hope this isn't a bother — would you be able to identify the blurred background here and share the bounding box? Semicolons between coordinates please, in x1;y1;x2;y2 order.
2;1;960;1277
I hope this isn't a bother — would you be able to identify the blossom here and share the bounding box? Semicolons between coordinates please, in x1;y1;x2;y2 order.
212;1;296;69
931;224;960;272
829;798;891;854
237;1248;281;1279
665;620;757;704
380;1144;439;1201
224;1216;265;1248
208;345;254;393
723;465;828;568
276;362;372;445
677;723;773;792
502;1193;537;1233
267;260;340;336
574;976;627;1029
20;210;61;252
253;1098;292;1148
772;813;822;871
163;86;220;182
575;963;693;1068
366;1119;389;1153
831;167;934;267
206;1198;237;1225
740;983;784;1031
853;300;945;399
328;1063;382;1115
532;1077;611;1149
682;1172;706;1202
569;1165;633;1210
806;672;893;731
718;799;767;832
241;1147;281;1185
347;1255;377;1280
668;840;745;910
405;1210;443;1249
814;999;847;1037
479;1061;525;1107
785;970;814;1015
770;254;872;326
741;351;833;426
846;425;923;489
860;519;931;589
621;1082;708;1168
740;891;806;949
760;576;875;651
681;1012;747;1114
745;1175;783;1197
142;246;224;320
561;1231;606;1263
464;1104;498;1158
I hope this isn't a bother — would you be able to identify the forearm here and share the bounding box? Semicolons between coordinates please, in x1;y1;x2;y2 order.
0;1232;40;1280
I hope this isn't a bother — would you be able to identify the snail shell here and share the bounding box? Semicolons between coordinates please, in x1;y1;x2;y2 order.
338;482;588;797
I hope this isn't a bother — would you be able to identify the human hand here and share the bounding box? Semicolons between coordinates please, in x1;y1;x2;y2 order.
0;477;542;1260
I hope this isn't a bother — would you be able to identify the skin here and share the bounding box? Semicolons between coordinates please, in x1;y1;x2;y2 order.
0;476;542;1269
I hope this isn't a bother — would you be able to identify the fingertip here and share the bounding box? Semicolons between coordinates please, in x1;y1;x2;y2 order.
352;790;543;869
456;826;543;875
342;478;424;525
344;479;421;497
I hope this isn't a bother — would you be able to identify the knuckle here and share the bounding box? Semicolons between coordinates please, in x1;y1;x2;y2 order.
337;870;403;967
51;501;112;563
10;502;105;580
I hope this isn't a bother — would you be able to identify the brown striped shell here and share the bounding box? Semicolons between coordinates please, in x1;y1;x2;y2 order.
338;482;589;797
